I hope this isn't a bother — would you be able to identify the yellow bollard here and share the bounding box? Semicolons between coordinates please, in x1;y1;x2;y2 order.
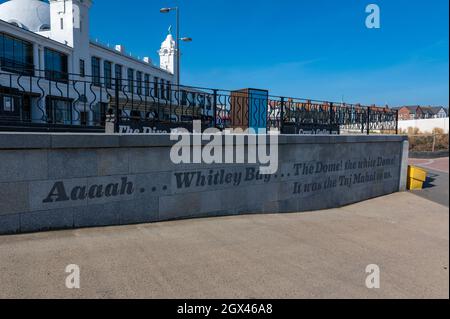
407;166;428;190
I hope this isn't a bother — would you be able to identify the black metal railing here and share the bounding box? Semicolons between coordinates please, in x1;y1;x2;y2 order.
0;68;399;134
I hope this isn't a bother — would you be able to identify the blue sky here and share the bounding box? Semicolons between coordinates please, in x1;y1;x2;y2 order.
4;0;450;106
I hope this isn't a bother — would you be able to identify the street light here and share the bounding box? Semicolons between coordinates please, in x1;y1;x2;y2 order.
160;7;192;88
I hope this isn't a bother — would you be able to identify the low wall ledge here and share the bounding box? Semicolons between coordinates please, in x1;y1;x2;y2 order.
0;132;408;150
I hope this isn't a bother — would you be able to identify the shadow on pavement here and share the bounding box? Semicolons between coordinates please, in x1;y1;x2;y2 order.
412;169;449;208
423;173;439;189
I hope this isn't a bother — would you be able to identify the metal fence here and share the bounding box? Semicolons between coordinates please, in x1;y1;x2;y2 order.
0;69;399;134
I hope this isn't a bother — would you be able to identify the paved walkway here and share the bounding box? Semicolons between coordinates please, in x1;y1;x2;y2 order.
0;192;448;299
409;157;449;174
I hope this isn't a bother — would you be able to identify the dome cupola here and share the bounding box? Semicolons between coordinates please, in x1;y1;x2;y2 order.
0;0;51;32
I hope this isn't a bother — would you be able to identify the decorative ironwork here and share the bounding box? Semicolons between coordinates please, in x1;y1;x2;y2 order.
0;69;399;134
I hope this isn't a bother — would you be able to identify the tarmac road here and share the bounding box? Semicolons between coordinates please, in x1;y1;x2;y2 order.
0;192;448;299
409;158;449;207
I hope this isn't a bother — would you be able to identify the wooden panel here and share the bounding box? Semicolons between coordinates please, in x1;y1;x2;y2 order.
230;89;249;130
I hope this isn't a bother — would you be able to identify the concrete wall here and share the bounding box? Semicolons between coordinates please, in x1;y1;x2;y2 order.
398;118;449;134
0;133;409;235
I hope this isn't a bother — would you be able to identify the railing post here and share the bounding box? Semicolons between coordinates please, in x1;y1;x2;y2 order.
357;104;364;135
329;102;333;134
366;107;371;135
280;97;285;134
114;77;120;133
212;89;218;128
395;109;399;135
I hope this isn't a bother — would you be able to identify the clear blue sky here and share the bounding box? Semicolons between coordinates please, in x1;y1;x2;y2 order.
5;0;450;106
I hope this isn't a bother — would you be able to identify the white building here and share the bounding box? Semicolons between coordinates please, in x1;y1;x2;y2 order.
0;0;186;129
425;106;448;119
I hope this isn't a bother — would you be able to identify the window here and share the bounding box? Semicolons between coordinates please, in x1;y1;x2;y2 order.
0;33;34;75
154;77;159;98
3;96;13;112
92;102;107;125
104;61;112;89
136;71;143;95
0;94;25;120
39;24;50;32
115;64;122;88
91;57;101;86
44;48;68;81
144;74;150;96
45;97;72;124
79;59;85;77
1;95;14;112
127;68;134;93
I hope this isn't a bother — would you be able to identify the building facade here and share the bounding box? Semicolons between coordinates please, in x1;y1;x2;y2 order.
397;106;448;121
397;106;425;121
421;106;448;119
0;0;190;130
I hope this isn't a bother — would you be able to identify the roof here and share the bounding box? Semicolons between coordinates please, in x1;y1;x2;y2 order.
421;106;447;115
399;106;421;114
397;106;448;115
90;41;172;75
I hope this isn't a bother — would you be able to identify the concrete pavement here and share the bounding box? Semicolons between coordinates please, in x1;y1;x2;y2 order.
0;192;448;299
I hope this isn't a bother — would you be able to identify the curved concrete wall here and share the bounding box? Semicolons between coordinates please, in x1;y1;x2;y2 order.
0;133;409;235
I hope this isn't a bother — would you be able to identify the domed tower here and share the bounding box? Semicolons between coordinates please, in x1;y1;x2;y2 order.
48;0;92;77
0;0;51;32
159;27;178;82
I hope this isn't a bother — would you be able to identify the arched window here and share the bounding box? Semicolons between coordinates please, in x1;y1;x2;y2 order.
39;24;50;31
7;20;29;30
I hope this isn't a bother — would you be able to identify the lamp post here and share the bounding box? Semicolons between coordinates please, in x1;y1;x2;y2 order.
160;7;192;88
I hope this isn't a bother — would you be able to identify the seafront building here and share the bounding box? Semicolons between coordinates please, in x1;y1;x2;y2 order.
0;0;194;128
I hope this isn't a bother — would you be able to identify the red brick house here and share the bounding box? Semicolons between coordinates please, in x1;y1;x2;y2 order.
397;106;425;121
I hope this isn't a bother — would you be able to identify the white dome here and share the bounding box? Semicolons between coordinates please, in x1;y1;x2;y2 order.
0;0;50;32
